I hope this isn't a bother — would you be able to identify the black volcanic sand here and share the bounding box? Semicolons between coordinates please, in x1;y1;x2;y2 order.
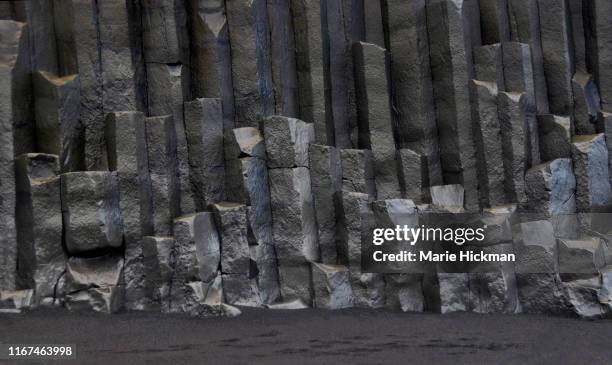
1;308;612;364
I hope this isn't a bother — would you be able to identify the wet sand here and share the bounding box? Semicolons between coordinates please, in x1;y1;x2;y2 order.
1;308;611;364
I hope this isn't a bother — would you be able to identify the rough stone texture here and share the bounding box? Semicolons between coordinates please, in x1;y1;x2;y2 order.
470;80;504;207
263;115;315;169
525;159;576;217
311;263;353;309
170;213;221;312
339;149;376;198
353;41;401;201
277;264;312;305
15;154;64;303
569;0;586;72
106;112;153;247
61;171;123;255
437;273;470;314
513;220;572;314
187;0;234;128
142;236;176;311
426;0;479;211
222;274;262;307
33;71;83;172
325;0;357;148
183;98;225;211
145;116;179;235
473;44;504;90
557;237;606;279
572;72;601;135
142;0;190;64
268;167;319;264
225;127;266;160
479;0;510;44
430;185;465;208
225;0;273;127
537;0;574;116
124;244;149;311
507;0;549;114
291;0;328;144
63;255;125;314
309;144;341;264
146;63;195;215
586;0;612;110
498;92;528;207
386;0;442;185
538;114;572;161
397;149;429;204
212;203;251;275
571;134;611;212
502;42;539;166
22;0;58;74
597;111;612;188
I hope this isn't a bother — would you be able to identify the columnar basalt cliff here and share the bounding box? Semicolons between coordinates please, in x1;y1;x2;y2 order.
1;0;612;319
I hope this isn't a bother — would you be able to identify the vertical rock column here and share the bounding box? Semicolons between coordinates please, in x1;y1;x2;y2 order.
479;0;511;44
0;21;27;288
386;0;442;186
224;127;280;304
143;0;194;215
213;203;261;307
353;41;401;201
33;71;83;172
498;92;529;207
145;116;180;236
15;154;64;304
470;80;505;207
586;0;612;109
571;134;611;212
106;112;155;310
537;0;574;115
426;0;479;211
183;98;226;211
291;0;329;145
502;42;540;166
507;0;549;113
264;115;317;304
572;72;601;135
225;0;274;127
187;0;234;128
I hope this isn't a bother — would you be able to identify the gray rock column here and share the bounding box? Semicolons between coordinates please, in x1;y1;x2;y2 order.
61;171;123;255
212;203;251;275
309;144;341;264
22;0;58;73
479;0;511;44
187;0;234;128
142;0;190;65
502;42;539;166
183;98;226;210
498;92;528;207
0;20;33;157
474;44;505;90
353;41;401;201
397;149;429;204
597;111;612;189
170;213;221;312
569;0;587;72
426;0;479;210
311;263;353;309
33;71;83;172
537;0;574;115
106;112;153;247
263;115;315;169
145;116;180;235
572;72;601;135
339;149;376;198
571;134;611;212
471;80;504;208
226;0;274;127
142;236;176;312
586;0;612;109
538;114;572;161
386;0;442;185
507;0;549;113
146;63;195;215
291;0;328;144
15;154;64;303
0;21;26;288
525;158;576;217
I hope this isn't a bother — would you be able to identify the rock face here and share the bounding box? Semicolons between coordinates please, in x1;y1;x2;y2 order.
15;154;64;303
32;71;82;172
142;236;175;311
61;171;123;256
311;263;353;309
263;115;314;169
353;41;401;200
525;159;576;217
538;114;572;161
572;134;611;212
